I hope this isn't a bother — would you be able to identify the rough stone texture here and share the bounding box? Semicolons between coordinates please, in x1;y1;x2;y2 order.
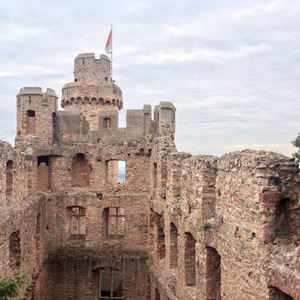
0;52;299;300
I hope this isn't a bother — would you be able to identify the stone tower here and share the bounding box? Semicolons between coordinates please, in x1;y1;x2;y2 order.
16;87;58;146
61;53;123;129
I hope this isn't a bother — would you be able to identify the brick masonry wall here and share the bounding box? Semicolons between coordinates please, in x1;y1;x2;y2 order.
0;140;48;299
150;140;300;300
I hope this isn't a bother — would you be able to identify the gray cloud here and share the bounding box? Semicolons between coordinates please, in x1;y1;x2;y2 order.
0;0;299;157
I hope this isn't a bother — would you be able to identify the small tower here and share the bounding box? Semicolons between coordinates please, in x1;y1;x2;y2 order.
16;87;58;145
154;102;176;140
61;53;123;130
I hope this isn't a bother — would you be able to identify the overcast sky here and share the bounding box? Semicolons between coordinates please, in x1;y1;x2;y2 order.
0;0;299;157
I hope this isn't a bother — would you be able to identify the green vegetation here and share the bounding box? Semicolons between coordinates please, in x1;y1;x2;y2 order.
276;231;291;239
292;132;300;165
0;273;26;300
203;223;212;230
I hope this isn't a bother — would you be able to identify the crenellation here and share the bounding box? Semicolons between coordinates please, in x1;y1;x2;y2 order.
0;51;299;299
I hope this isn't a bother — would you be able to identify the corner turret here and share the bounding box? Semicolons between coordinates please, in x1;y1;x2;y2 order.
16;87;58;145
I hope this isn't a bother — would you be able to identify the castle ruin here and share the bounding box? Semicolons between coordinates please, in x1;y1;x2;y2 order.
0;52;299;299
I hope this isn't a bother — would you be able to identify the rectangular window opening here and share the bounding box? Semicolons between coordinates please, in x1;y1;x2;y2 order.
118;161;125;184
99;267;123;299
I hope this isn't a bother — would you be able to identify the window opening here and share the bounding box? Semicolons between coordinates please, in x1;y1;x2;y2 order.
6;160;13;199
170;223;178;268
118;161;125;184
27;110;35;134
153;163;157;188
107;160;126;184
36;213;41;249
156;215;165;260
68;206;86;235
104;118;111;129
108;208;125;236
185;232;196;286
275;198;292;238
10;230;21;268
71;153;91;187
98;267;122;299
206;247;221;299
36;213;41;234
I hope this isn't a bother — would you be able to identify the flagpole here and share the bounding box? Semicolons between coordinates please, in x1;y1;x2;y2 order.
111;24;113;82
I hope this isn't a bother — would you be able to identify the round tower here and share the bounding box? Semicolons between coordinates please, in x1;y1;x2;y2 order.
61;53;123;129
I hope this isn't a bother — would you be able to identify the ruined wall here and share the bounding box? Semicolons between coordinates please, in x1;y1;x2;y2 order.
46;250;150;300
0;140;48;299
149;137;300;300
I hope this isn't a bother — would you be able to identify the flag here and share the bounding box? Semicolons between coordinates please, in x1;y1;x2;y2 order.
105;29;112;54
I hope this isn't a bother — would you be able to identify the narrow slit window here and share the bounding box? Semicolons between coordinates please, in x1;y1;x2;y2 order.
118;161;125;184
6;160;13;199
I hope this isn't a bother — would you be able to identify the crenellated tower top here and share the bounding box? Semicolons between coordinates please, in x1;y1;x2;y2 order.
61;53;123;129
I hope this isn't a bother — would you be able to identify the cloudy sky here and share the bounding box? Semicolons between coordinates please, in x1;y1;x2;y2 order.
1;0;299;157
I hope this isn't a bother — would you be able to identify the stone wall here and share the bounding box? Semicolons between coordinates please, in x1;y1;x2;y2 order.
149;138;300;300
0;140;48;299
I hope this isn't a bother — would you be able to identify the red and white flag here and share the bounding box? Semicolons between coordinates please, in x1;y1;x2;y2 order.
105;29;112;54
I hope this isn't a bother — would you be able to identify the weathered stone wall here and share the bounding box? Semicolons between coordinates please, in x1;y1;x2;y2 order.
149;140;300;300
0;140;48;299
46;250;150;300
